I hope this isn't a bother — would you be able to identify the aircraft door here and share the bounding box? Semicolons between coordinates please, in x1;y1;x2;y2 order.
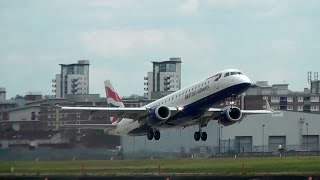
213;73;221;89
215;80;219;89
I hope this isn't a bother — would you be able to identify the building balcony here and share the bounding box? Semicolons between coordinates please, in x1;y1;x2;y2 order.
52;85;56;88
144;77;148;80
71;84;78;88
144;82;148;85
52;79;56;82
52;90;56;92
144;88;148;91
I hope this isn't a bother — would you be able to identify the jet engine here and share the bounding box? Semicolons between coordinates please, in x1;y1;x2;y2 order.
147;105;171;125
219;106;243;126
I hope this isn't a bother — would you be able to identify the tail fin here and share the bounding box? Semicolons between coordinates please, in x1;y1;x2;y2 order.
104;80;124;125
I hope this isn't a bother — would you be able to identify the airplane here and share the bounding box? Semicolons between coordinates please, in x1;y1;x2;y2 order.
61;69;273;141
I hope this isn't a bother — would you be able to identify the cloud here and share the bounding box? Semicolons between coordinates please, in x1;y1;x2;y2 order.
179;0;199;14
79;29;216;58
86;0;135;8
271;39;297;54
207;0;286;16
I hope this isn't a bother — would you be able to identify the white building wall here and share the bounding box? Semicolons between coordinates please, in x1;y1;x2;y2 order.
54;61;90;98
8;107;40;121
146;72;153;99
122;121;220;154
67;74;89;95
122;111;320;154
159;72;180;91
55;74;61;98
0;88;6;101
154;65;159;91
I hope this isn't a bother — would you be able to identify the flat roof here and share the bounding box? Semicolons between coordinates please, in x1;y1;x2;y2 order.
59;63;90;66
151;60;182;64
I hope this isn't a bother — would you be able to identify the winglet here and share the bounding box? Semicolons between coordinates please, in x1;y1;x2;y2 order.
265;100;273;112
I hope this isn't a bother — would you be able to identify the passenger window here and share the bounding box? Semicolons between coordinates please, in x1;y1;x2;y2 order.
231;72;237;75
224;73;229;77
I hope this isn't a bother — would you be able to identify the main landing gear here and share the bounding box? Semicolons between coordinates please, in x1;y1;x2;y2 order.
147;130;161;140
194;119;208;141
194;131;207;141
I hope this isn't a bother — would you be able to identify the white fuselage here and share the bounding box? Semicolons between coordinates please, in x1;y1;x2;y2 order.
109;69;251;136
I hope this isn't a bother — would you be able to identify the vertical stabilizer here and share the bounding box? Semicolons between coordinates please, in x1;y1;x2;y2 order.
104;80;124;124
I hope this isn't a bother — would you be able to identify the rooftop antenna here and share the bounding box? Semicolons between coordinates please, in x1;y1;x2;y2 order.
308;71;312;84
314;72;319;81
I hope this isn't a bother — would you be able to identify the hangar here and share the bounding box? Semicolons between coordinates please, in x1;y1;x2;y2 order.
121;111;320;158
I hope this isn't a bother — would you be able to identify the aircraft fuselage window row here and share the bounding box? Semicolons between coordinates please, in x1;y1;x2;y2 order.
157;80;210;106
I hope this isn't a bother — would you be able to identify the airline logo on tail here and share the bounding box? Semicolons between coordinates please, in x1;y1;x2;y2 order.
104;80;124;124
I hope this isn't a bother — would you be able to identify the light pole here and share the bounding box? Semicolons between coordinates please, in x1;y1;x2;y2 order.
299;118;305;150
262;124;265;152
220;126;223;153
306;122;309;151
218;125;221;154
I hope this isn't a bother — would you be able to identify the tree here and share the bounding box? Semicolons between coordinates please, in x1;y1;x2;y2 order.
10;95;24;100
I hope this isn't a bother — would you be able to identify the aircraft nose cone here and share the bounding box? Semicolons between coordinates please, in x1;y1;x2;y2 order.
241;75;252;89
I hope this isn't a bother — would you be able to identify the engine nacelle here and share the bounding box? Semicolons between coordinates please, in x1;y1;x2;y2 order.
219;106;243;126
147;105;171;125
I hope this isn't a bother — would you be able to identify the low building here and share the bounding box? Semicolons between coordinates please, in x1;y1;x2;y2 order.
121;111;320;158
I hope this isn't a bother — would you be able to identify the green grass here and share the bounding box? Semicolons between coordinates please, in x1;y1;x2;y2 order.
1;157;320;176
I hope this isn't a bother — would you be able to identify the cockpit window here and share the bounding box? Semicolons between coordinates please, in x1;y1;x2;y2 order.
225;71;242;77
231;71;242;75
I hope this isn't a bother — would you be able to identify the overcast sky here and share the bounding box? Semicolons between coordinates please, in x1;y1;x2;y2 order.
1;0;320;98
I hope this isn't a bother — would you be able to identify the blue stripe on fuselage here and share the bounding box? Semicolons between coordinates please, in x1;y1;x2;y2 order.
127;82;251;136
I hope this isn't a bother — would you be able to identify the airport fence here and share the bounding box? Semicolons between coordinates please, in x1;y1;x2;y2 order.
0;147;120;161
1;144;320;160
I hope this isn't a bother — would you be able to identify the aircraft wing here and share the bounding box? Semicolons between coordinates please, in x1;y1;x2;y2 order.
63;123;116;130
206;108;273;115
205;100;273;118
60;106;179;121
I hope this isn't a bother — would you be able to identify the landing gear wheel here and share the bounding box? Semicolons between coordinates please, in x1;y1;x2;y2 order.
201;132;207;141
154;130;160;140
147;130;154;140
194;132;201;141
